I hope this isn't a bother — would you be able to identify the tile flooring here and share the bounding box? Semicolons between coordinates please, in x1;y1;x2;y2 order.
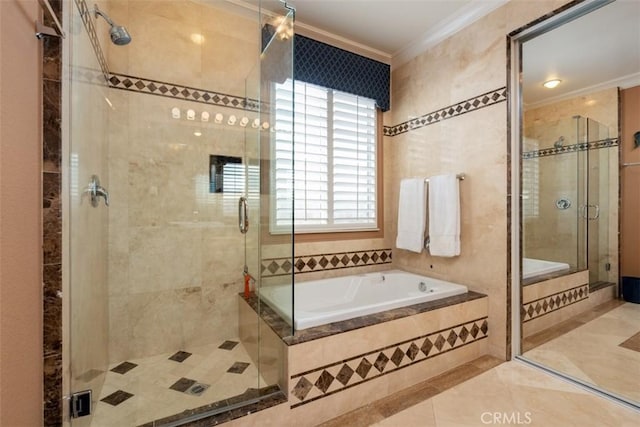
523;301;640;402
371;361;639;426
90;339;265;426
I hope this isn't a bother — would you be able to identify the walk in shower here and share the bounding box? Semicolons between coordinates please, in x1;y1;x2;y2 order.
522;114;618;284
65;0;294;424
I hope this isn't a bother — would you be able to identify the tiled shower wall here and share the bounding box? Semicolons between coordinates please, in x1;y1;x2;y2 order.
524;87;619;283
102;0;262;362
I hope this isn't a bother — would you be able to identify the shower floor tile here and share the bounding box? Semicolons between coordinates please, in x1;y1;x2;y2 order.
89;339;265;427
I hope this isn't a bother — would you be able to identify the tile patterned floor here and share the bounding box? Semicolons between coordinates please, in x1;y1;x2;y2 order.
370;361;639;427
523;301;640;402
90;339;265;426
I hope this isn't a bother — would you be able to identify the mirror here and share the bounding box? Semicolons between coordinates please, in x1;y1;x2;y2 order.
516;0;640;407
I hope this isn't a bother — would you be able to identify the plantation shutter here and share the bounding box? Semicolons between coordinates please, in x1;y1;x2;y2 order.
273;79;377;232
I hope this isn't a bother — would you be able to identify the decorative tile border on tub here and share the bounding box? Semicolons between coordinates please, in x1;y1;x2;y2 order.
289;316;488;408
383;87;507;137
522;284;589;323
522;137;619;159
261;249;392;278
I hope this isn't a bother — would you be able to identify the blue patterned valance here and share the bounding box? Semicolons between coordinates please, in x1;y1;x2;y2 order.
294;35;391;112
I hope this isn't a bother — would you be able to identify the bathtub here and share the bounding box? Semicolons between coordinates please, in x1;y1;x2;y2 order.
523;257;570;279
259;270;468;330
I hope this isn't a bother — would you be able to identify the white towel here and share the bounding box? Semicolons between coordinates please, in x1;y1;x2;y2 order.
396;178;426;253
427;174;460;257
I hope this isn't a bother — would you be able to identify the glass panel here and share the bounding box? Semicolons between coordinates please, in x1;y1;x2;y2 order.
522;117;582;278
258;3;295;337
68;1;293;425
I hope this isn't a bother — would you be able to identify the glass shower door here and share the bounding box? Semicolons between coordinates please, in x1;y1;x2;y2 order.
66;1;294;425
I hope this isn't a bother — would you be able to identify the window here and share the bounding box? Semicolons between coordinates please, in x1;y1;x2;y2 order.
273;80;378;233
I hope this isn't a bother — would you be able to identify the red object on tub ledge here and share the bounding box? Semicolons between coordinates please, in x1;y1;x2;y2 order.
244;273;251;298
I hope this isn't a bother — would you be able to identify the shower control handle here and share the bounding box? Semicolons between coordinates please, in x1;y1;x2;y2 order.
84;175;109;207
238;196;248;234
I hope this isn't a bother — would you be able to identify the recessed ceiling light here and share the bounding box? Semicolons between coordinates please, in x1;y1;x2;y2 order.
193;131;202;137
543;79;562;89
190;33;205;45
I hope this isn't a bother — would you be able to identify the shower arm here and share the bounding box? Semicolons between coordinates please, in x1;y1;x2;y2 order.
94;5;116;27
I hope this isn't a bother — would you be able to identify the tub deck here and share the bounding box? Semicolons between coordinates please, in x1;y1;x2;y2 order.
242;290;487;346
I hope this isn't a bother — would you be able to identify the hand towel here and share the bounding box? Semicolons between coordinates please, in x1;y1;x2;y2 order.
396;178;426;253
427;174;460;257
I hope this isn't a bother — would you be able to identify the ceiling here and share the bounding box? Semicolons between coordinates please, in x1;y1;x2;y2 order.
523;0;640;107
239;0;640;106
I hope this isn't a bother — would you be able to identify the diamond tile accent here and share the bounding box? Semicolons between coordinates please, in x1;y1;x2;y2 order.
292;377;313;401
522;284;589;322
227;362;250;374
101;390;133;406
315;370;335;393
261;249;393;278
110;361;137;375
218;340;239;350
289;316;489;408
523;137;619;159
169;377;196;393
356;358;373;379
383;87;507;136
390;348;404;366
373;352;389;372
421;337;434;356
336;364;354;386
446;330;458;347
106;72;260;113
406;343;420;360
168;351;192;363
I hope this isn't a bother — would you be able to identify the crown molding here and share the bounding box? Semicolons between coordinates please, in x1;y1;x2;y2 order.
391;0;509;70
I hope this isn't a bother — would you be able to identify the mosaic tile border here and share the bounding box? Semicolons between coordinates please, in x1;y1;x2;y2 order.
261;249;392;277
289;317;488;408
522;137;619;159
74;0;109;81
522;284;589;323
108;72;262;112
383;87;507;137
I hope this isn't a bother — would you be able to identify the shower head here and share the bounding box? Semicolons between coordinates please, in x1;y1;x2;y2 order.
94;5;131;45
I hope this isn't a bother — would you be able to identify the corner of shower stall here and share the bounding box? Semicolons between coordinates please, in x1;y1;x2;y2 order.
62;1;295;425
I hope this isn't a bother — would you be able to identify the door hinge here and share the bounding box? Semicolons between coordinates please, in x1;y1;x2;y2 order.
70;390;92;418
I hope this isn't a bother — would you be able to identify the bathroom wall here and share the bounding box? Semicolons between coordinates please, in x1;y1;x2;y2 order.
103;0;263;361
0;1;44;425
384;0;570;359
523;88;619;283
621;85;640;278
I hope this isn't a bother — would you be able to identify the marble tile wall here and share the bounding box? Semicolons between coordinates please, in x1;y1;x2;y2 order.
102;0;263;362
523;88;619;283
383;0;569;359
43;2;63;424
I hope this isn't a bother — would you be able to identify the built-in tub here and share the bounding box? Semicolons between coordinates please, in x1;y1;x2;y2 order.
259;269;468;330
523;257;570;280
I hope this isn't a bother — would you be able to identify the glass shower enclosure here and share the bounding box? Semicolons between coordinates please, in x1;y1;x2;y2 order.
522;115;617;284
65;0;294;425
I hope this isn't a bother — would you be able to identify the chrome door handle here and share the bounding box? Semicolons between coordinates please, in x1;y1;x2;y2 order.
84;175;109;207
238;196;248;234
589;204;600;220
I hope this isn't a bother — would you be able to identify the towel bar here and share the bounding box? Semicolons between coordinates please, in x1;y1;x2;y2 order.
424;173;465;183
